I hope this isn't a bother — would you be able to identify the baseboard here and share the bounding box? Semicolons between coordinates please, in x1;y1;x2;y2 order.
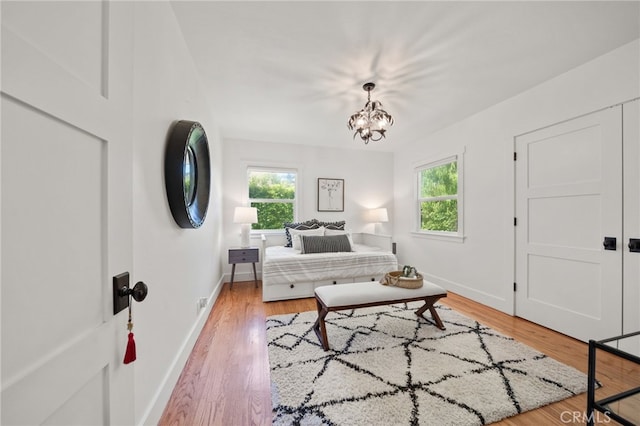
422;272;513;315
226;270;262;283
139;274;225;425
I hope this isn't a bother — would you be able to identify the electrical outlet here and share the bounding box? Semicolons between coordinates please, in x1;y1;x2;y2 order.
198;297;207;309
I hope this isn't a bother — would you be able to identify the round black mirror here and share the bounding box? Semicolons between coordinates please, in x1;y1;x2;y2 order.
165;121;211;228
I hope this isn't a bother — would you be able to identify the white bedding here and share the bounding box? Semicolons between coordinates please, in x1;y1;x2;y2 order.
263;244;397;284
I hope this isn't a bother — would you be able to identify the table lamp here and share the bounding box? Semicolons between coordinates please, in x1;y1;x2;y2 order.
233;206;258;248
369;207;388;234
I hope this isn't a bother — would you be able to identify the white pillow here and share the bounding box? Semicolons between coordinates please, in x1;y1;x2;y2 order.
290;226;325;250
324;228;354;247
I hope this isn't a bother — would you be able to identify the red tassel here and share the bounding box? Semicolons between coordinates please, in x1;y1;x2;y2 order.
123;332;137;364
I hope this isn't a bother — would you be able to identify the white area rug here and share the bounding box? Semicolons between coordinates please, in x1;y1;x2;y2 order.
266;303;588;425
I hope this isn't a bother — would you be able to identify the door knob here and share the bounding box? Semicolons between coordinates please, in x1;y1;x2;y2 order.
113;272;149;315
629;238;640;253
603;237;617;251
119;281;148;302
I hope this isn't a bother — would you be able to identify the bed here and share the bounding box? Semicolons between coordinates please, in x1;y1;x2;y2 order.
261;230;397;302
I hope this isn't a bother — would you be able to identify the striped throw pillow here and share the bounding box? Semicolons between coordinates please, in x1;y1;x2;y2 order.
300;234;352;254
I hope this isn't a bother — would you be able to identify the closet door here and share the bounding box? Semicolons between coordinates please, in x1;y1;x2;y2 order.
515;106;622;342
622;100;640;355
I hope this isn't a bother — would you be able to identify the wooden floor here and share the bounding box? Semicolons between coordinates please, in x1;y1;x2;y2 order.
159;281;639;425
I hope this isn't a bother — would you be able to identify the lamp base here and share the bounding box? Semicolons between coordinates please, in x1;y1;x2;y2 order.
240;223;251;248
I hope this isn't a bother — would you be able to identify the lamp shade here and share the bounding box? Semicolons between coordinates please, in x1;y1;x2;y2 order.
370;208;388;223
233;206;258;224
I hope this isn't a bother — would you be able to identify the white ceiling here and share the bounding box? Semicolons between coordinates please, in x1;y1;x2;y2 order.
171;1;640;152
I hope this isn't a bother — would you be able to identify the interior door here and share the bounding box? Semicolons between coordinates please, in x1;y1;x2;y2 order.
515;106;623;342
1;2;135;424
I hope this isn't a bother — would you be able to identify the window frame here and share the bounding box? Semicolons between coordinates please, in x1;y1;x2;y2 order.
412;149;465;242
246;165;299;234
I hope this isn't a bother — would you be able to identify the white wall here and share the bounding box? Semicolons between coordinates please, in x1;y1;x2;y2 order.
132;3;224;424
222;139;394;280
394;39;640;315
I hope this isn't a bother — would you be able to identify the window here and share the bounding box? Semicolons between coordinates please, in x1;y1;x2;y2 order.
248;168;297;230
416;152;464;240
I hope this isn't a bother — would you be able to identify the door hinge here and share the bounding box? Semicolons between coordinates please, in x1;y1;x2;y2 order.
514;152;517;161
514;217;517;226
514;282;517;292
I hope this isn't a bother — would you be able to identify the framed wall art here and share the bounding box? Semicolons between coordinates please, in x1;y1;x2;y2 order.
317;178;344;212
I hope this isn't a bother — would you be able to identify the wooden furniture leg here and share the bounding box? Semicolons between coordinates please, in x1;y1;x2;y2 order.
230;264;236;289
252;262;258;288
415;295;446;330
313;299;330;351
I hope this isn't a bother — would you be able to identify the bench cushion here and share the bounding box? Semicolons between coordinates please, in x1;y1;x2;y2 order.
315;281;446;308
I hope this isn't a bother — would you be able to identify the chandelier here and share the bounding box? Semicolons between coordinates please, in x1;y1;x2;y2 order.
347;82;394;144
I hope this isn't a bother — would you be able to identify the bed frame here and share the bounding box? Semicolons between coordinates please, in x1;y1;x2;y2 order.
260;233;395;302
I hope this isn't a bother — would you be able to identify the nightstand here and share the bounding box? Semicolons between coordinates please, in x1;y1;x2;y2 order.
228;247;259;289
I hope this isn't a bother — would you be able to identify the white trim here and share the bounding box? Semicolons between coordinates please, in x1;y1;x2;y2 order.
251;228;285;235
415;154;458;172
411;231;466;243
514;96;640;139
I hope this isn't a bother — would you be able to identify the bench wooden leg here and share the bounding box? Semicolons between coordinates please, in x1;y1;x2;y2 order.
313;299;330;351
415;295;446;330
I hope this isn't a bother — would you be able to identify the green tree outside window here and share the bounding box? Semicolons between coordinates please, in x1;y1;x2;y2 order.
248;170;296;230
419;161;458;232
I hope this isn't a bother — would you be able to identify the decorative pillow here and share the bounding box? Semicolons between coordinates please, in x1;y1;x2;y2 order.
290;226;325;251
300;234;352;254
324;228;354;247
315;220;345;230
283;220;319;247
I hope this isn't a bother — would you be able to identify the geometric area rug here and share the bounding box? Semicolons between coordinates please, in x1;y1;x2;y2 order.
266;303;589;425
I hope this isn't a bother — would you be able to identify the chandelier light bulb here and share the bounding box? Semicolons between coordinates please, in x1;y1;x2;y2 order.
347;82;394;144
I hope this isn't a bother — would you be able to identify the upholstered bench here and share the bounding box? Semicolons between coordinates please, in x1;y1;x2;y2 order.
313;281;447;351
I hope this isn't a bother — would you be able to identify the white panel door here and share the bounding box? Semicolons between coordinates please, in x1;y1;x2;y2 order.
1;2;135;425
515;106;623;342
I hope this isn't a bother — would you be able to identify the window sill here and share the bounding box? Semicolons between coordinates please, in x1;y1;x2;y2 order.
251;229;285;236
411;231;465;243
